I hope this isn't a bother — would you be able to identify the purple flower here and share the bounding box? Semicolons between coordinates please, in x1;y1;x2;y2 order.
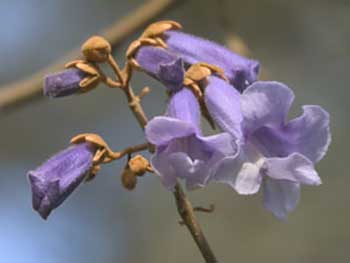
164;30;260;91
28;143;96;219
44;68;87;98
135;46;184;92
145;88;236;191
205;80;331;219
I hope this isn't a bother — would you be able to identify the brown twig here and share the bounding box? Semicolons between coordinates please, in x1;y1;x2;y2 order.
174;183;217;263
103;142;151;163
0;0;182;111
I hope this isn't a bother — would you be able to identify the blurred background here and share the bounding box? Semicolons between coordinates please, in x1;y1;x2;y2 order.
0;0;348;262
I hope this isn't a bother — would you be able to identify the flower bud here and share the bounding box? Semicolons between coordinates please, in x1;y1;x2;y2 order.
128;155;150;176
121;167;137;190
27;143;96;219
44;68;87;98
81;36;111;62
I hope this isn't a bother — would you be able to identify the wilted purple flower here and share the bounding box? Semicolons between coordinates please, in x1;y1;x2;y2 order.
145;88;236;191
164;30;260;91
205;80;331;219
44;68;87;98
28;143;96;219
135;46;185;92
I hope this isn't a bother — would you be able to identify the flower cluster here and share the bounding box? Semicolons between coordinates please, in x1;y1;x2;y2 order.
133;21;331;219
28;20;330;220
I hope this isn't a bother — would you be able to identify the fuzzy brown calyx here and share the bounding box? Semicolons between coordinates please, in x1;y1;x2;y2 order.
128;154;152;177
65;60;101;92
81;36;112;63
140;20;182;39
125;20;182;69
183;63;228;129
121;167;138;190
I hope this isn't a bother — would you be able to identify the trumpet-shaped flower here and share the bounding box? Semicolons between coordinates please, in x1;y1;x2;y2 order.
135;30;260;93
205;80;330;219
145;88;236;191
28;143;96;219
164;30;260;91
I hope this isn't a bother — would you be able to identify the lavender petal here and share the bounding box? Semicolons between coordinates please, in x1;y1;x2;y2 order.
241;81;294;135
205;76;243;140
263;179;300;220
263;153;321;185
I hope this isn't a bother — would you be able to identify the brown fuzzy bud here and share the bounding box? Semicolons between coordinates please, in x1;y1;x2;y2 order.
81;36;111;63
121;167;137;191
128;155;150;176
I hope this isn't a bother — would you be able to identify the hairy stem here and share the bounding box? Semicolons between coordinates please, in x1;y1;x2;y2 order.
124;85;149;129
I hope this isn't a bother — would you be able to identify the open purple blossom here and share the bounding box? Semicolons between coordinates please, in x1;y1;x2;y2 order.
44;68;87;98
145;88;236;191
205;80;331;219
135;46;185;92
163;30;260;91
27;143;96;219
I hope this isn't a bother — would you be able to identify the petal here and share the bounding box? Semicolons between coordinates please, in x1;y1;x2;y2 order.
241;81;294;134
252;105;331;163
150;130;235;191
205;76;243;140
158;58;185;91
168;152;208;190
285;105;331;163
145;117;196;146
199;132;237;156
36;196;52;220
135;46;184;91
213;156;262;194
135;46;179;75
28;173;44;211
211;144;263;194
167;88;201;132
164;30;260;91
234;162;262;194
263;153;321;185
151;150;178;191
37;180;60;219
263;179;300;220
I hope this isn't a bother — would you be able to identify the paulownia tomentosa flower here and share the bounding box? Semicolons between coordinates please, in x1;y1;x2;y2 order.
146;87;236;191
132;27;259;92
205;80;331;219
163;30;260;91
